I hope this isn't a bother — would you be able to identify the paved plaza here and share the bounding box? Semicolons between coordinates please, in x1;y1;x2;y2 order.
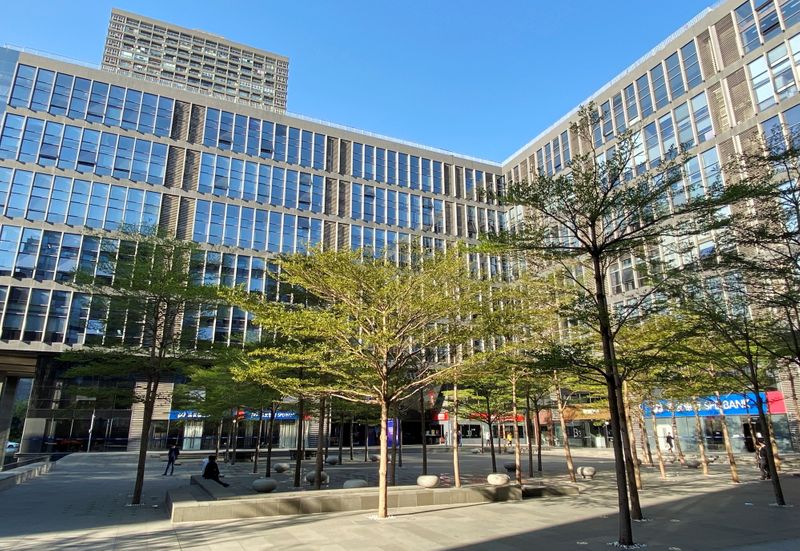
1;448;799;550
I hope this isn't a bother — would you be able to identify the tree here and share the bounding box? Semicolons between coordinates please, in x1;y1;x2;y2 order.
673;271;787;505
65;230;217;505
492;104;737;545
225;246;482;518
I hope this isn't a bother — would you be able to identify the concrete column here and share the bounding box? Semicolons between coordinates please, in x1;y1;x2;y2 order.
0;376;20;461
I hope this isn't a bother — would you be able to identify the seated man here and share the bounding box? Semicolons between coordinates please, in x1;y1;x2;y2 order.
202;455;229;487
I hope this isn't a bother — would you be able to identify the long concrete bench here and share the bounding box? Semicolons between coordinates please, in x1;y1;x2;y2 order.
169;483;521;523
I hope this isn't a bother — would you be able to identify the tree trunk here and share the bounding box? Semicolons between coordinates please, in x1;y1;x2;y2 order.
224;418;231;464
534;401;543;472
714;392;739;483
785;364;800;451
754;389;786;505
253;407;264;474
651;410;667;480
420;389;428;475
349;414;355;461
390;409;398;486
314;397;326;490
452;381;461;488
398;418;403;468
623;384;643;490
230;419;238;466
616;373;642;517
364;423;369;462
265;403;277;478
765;410;782;471
215;418;223;459
638;409;654;466
131;375;159;505
293;397;304;487
555;383;576;483
670;407;685;464
324;400;331;460
547;410;556;446
525;392;534;478
377;399;390;518
338;411;344;465
591;250;632;545
691;401;709;476
512;376;522;485
486;395;497;473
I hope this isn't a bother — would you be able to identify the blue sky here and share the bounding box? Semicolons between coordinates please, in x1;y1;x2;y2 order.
0;1;716;162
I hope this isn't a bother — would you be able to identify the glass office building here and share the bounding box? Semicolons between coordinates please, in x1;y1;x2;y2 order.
2;0;800;452
0;9;505;452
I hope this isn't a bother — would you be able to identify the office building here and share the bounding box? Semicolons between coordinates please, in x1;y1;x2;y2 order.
1;0;799;454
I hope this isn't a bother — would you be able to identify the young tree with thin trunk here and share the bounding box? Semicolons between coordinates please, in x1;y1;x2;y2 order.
226;247;482;518
65;231;218;506
490;104;738;545
672;272;787;505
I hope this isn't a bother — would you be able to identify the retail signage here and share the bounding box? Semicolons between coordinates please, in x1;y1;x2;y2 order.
169;409;298;421
642;391;786;418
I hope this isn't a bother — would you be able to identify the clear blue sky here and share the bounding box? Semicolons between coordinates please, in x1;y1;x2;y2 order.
0;1;716;162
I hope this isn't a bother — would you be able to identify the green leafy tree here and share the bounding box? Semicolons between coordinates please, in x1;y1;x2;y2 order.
491;104;738;545
673;271;787;505
65;230;218;505
225;246;482;518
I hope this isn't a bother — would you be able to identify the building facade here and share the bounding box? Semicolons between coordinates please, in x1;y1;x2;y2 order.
102;9;289;112
3;0;800;455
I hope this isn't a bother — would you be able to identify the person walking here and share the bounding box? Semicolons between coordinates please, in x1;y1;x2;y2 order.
202;455;230;487
756;441;771;480
163;444;180;476
665;433;674;452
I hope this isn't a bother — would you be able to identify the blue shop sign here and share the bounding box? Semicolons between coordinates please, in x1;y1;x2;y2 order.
642;392;764;418
169;410;298;421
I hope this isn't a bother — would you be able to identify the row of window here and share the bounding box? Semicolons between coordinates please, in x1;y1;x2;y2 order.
201;107;501;202
8;64;175;138
736;0;800;54
198;152;322;212
761;101;800;148
203;107;325;170
0;114;168;185
0;168;161;230
192;199;322;253
748;33;800;111
590;38;704;148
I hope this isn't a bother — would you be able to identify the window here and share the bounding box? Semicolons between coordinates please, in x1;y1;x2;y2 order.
757;0;781;42
636;74;653;118
691;92;714;143
781;0;800;27
9;64;35;108
624;84;639;122
749;55;776;111
768;43;797;100
651;63;669;109
666;52;685;99
736;1;761;53
674;103;694;149
681;40;703;90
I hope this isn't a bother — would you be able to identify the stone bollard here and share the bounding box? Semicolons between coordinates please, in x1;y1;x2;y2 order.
369;454;380;462
251;478;278;493
576;466;597;479
325;457;339;466
416;475;440;488
343;479;368;489
274;463;290;473
487;473;510;486
684;459;701;469
305;471;330;485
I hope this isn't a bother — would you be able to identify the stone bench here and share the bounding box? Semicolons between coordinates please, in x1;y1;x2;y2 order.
190;475;239;499
168;483;522;523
